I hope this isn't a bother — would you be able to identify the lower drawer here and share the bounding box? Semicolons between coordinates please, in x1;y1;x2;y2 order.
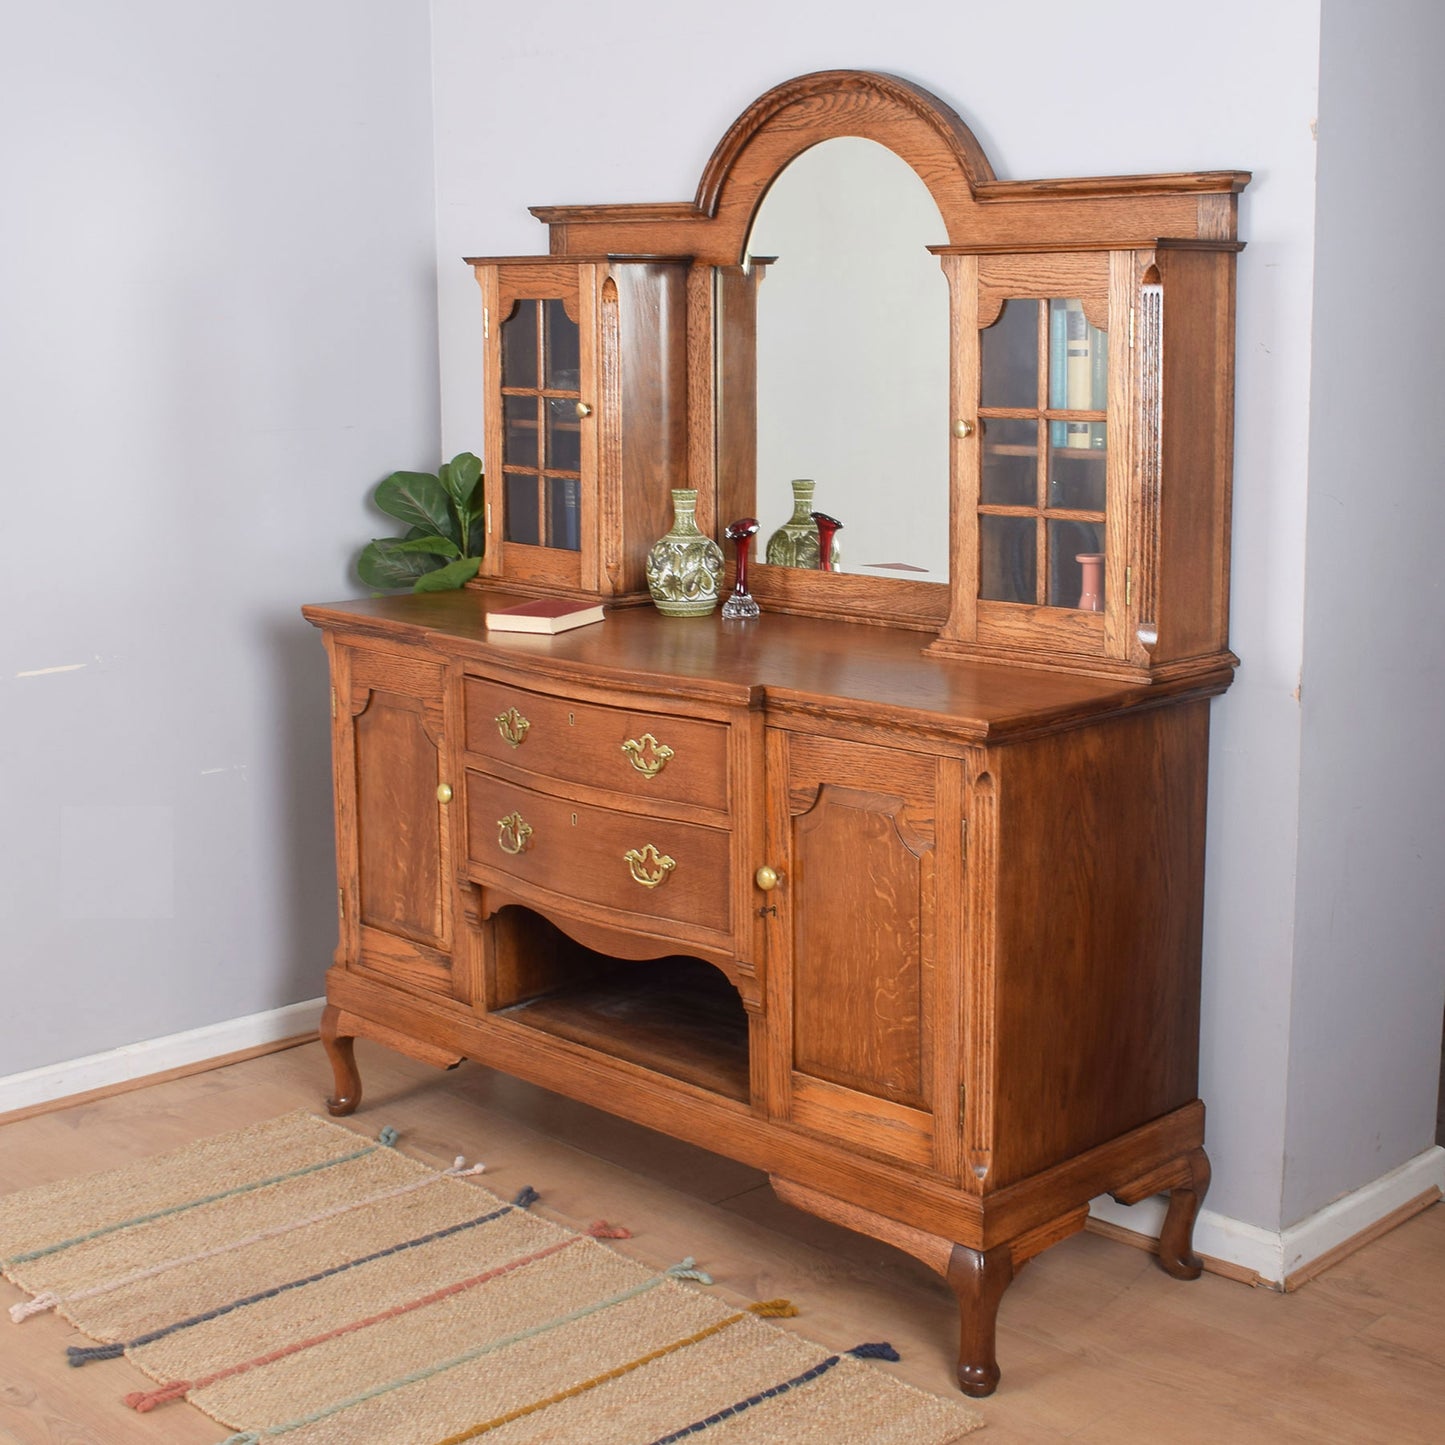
466;771;731;936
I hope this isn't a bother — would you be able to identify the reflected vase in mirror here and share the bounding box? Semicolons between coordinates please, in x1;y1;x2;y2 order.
645;489;725;616
722;517;761;620
811;512;843;572
764;479;843;570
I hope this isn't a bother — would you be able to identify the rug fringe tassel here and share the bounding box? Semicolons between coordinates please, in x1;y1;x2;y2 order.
9;1290;60;1322
221;1433;262;1444
123;1379;192;1412
585;1220;632;1239
666;1257;714;1284
848;1341;901;1360
66;1340;125;1366
511;1185;539;1208
748;1298;799;1317
445;1158;486;1177
377;1125;399;1147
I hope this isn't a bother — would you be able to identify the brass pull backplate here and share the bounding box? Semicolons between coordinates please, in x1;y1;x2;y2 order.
496;707;531;748
624;844;676;889
497;812;533;855
621;732;674;778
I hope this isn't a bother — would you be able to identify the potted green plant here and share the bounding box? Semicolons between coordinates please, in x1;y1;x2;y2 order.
356;452;485;592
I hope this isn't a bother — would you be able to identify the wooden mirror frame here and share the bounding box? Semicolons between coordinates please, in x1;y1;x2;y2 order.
524;70;1248;639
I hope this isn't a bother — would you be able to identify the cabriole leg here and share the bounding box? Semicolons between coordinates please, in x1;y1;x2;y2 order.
1157;1145;1211;1279
946;1241;1015;1398
320;1003;361;1116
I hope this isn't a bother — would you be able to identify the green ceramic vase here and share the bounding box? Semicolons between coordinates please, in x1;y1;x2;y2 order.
645;489;725;617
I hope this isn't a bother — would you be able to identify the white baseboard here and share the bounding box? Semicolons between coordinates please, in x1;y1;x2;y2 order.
1090;1144;1445;1286
0;999;326;1117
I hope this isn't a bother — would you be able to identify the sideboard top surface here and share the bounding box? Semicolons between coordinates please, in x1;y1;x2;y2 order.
304;592;1229;743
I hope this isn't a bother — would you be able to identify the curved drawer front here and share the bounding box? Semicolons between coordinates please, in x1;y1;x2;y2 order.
464;678;728;812
466;772;731;934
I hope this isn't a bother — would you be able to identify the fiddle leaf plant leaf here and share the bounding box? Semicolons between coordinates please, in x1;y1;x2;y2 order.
439;452;485;560
374;470;458;545
438;451;483;509
356;537;447;591
412;555;482;592
392;535;461;559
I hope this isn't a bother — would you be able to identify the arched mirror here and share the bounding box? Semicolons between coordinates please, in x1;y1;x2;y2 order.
745;138;951;580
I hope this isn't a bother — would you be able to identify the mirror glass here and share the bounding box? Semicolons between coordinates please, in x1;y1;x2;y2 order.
746;137;951;580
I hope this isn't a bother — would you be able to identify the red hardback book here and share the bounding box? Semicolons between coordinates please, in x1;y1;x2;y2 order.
483;597;606;635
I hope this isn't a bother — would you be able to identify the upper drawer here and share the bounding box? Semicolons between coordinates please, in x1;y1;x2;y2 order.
464;678;729;812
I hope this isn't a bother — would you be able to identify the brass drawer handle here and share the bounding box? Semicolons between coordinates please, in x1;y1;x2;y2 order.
497;812;533;855
496;707;531;748
621;732;674;778
624;844;676;889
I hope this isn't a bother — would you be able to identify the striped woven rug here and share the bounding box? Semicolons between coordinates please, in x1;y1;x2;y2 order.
0;1110;984;1443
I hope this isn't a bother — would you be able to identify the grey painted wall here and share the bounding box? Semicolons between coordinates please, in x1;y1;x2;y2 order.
1283;0;1445;1225
0;1;440;1072
430;0;1323;1233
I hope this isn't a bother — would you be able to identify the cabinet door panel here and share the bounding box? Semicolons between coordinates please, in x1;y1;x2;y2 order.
791;783;929;1107
772;732;948;1172
338;646;455;996
355;697;446;944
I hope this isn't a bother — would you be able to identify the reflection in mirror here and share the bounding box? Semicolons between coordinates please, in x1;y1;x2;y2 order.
746;138;950;579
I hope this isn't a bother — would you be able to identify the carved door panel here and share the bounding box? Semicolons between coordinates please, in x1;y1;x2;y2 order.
766;730;960;1178
331;642;458;998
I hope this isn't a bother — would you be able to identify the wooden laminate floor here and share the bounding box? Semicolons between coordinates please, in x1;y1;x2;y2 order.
1;1040;1442;1444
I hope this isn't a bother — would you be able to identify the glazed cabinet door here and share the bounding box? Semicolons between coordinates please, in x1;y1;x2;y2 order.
472;258;688;603
935;245;1239;678
476;262;595;594
328;639;460;999
764;730;961;1177
936;250;1139;669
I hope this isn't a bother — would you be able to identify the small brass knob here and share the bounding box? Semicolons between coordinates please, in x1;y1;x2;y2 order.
952;418;976;439
575;401;593;418
436;782;453;805
754;865;780;892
